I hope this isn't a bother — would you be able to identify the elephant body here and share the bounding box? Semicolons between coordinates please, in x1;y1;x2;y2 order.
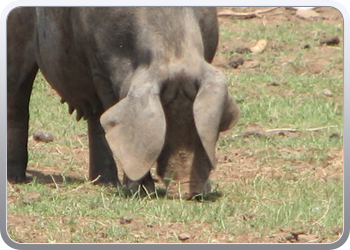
7;7;239;198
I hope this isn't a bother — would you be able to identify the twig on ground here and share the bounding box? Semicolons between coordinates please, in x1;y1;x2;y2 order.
55;145;65;155
311;191;334;226
61;175;101;194
51;175;59;189
218;7;279;18
7;182;16;193
231;125;338;138
266;125;338;133
77;136;86;148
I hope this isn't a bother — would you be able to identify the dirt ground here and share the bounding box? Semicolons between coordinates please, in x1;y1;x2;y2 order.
7;7;343;244
214;7;343;73
211;7;343;243
212;6;343;183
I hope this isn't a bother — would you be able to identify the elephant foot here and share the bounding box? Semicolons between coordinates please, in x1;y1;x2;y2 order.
123;172;155;197
7;172;27;184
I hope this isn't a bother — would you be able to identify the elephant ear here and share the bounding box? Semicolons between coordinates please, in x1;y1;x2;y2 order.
193;65;240;168
100;78;166;181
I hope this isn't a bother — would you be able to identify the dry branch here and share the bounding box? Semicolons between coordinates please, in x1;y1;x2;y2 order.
232;125;338;139
217;7;279;18
266;125;338;133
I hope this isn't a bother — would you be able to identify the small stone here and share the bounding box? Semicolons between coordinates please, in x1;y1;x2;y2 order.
291;230;307;236
284;234;295;241
178;233;191;241
228;56;244;68
119;217;132;224
331;225;343;235
234;47;251;54
329;132;341;139
296;9;319;19
320;36;340;46
77;133;88;137
297;234;319;243
322;88;333;97
22;191;40;205
33;131;54;142
240;60;260;69
243;213;256;220
268;82;280;86
297;234;309;242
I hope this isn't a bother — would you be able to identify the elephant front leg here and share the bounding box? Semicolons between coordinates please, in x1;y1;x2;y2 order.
7;67;38;183
87;117;120;185
7;6;38;183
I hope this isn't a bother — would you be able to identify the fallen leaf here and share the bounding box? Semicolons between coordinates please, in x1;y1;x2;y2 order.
250;39;267;53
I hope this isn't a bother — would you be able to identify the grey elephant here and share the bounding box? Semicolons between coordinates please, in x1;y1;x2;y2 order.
7;7;240;199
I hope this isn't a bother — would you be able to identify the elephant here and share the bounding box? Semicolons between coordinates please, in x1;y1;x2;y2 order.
7;7;240;199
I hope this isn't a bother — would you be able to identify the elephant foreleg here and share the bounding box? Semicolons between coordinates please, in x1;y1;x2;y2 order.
87;117;120;185
7;8;39;183
7;66;38;183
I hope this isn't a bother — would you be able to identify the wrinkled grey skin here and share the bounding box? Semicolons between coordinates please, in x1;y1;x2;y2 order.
7;7;240;198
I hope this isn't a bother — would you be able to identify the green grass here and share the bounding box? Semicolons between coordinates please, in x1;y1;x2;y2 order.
7;174;342;243
7;7;343;243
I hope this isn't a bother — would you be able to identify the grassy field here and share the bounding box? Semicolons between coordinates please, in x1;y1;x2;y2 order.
7;7;343;243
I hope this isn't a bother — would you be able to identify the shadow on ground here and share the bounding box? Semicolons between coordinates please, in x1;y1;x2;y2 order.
25;170;222;202
26;170;86;184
